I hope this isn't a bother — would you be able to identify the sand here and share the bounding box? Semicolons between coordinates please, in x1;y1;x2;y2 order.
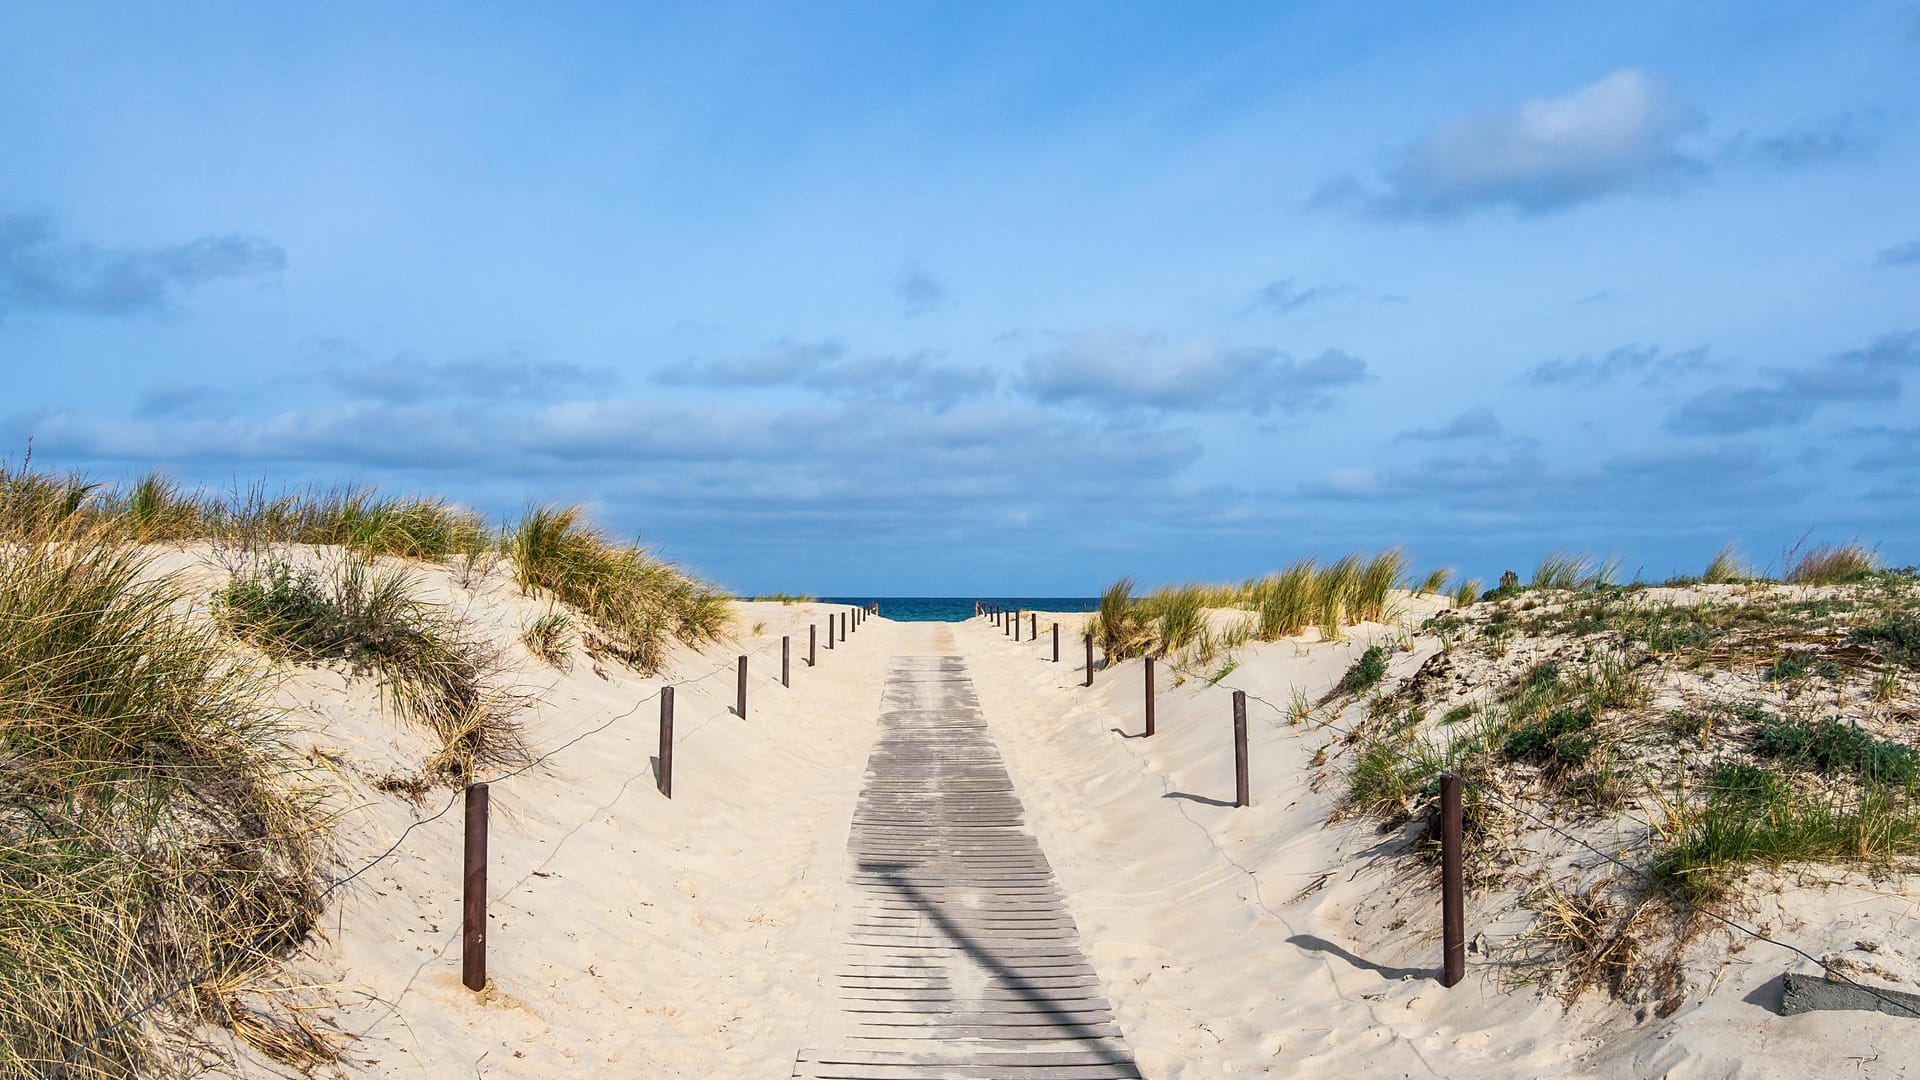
156;565;1917;1079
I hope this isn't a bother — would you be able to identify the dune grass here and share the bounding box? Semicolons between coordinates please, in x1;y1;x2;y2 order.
1091;549;1414;663
0;517;323;1078
508;505;731;673
1786;542;1878;585
1531;551;1621;592
217;556;525;783
1651;762;1920;903
1701;544;1750;584
522;607;576;671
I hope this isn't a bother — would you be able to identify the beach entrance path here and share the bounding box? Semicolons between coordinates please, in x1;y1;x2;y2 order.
793;638;1141;1079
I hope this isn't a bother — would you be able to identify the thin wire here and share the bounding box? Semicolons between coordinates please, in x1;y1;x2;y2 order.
1142;645;1920;1020
42;617;849;1078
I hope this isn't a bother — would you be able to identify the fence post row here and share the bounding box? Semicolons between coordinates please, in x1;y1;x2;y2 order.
462;782;489;992
737;655;748;718
658;686;674;798
1144;654;1156;737
1441;772;1465;988
1084;633;1094;687
781;636;790;688
1232;690;1250;808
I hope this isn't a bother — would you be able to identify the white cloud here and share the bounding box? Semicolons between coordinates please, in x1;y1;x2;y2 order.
1020;331;1368;413
1317;69;1704;218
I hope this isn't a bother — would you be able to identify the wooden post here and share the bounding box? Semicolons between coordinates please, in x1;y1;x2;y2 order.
736;655;747;718
1052;622;1059;663
809;623;818;664
1084;634;1094;687
1232;690;1250;807
827;617;834;650
1144;655;1156;737
839;612;846;642
1441;773;1465;987
462;782;489;992
1030;612;1037;639
657;687;674;797
781;636;790;688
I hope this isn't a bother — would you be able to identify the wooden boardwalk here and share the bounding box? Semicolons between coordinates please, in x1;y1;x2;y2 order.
793;656;1141;1080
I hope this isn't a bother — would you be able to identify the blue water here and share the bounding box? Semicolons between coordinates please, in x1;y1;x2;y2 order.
821;597;1098;622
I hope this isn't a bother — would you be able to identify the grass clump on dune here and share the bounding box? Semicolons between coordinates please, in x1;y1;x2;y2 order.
1651;758;1920;903
522;607;576;671
508;505;731;673
1251;561;1317;640
1701;544;1750;584
217;557;525;783
1786;542;1877;585
1531;551;1620;592
0;518;324;1077
205;483;489;565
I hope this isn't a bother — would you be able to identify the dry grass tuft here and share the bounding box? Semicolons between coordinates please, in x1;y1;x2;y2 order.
508;505;731;673
0;496;323;1077
1786;542;1878;585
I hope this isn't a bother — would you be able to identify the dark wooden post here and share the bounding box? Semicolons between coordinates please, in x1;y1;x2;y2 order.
1052;622;1060;662
1232;690;1250;807
657;687;674;798
462;782;489;992
1144;655;1156;737
736;655;747;718
809;623;818;664
781;636;790;687
839;612;846;642
1030;612;1037;639
1084;634;1094;687
1441;773;1465;987
827;617;835;650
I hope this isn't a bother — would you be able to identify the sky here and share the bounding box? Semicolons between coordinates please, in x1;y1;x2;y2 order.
2;2;1918;595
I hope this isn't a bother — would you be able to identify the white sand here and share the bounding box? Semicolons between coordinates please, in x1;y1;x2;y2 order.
150;562;1916;1078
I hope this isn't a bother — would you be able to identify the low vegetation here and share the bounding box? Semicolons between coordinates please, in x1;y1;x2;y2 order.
217;556;527;782
1;452;746;1074
0;510;324;1077
1087;551;1416;674
508;505;731;671
1340;555;1920;1006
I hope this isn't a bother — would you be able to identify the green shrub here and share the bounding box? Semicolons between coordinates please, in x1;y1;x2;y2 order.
1337;645;1389;694
1853;612;1920;669
1752;716;1918;787
1501;705;1594;769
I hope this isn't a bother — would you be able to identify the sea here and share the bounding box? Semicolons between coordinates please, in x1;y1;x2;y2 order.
820;597;1099;623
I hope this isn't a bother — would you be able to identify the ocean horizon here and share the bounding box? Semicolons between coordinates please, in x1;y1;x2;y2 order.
818;597;1099;622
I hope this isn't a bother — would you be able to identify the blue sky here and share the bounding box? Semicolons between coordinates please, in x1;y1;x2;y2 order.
3;2;1918;594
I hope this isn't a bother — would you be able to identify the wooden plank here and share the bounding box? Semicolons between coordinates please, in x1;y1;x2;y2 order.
798;657;1137;1078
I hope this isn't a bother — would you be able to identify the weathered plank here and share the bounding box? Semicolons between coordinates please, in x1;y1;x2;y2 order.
796;656;1138;1079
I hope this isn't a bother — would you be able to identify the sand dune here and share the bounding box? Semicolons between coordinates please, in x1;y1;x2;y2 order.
157;571;1916;1078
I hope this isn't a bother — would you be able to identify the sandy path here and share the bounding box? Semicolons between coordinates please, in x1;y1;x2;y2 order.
794;624;1140;1077
281;602;899;1078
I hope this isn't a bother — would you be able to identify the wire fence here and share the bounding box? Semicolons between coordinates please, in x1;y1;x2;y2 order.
43;609;866;1079
987;607;1920;1021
